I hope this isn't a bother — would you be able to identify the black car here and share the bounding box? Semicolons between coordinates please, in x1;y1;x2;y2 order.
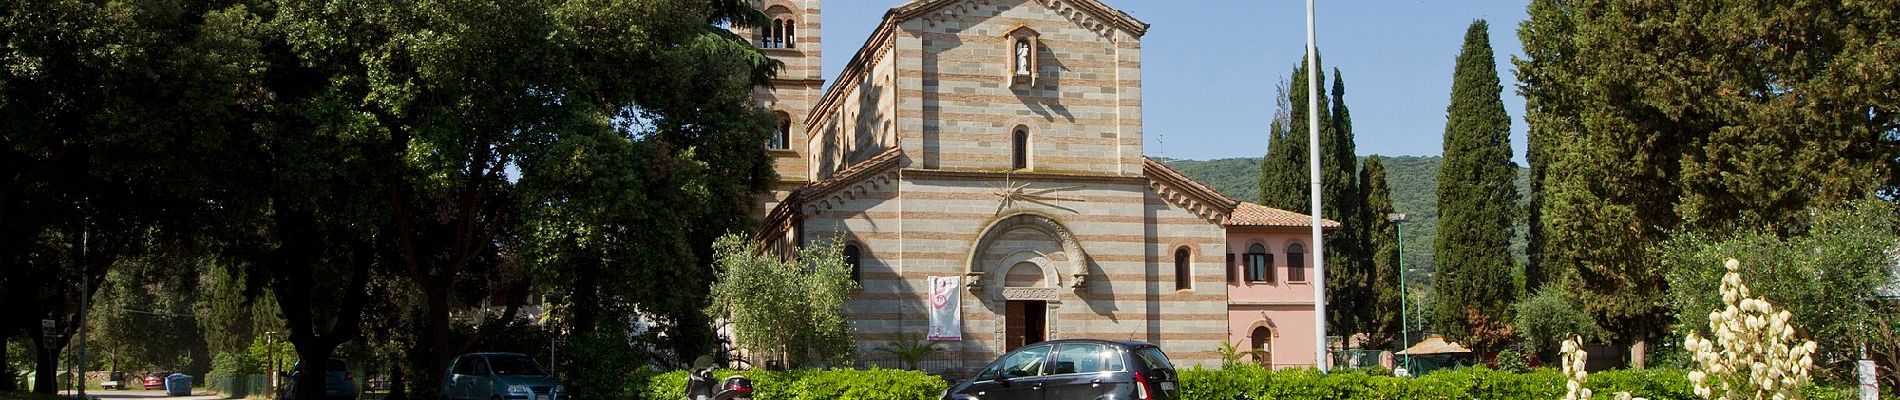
942;339;1179;400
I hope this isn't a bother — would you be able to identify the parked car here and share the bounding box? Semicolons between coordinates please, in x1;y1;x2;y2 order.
442;353;564;400
278;358;359;400
101;371;128;390
941;339;1179;400
143;371;172;390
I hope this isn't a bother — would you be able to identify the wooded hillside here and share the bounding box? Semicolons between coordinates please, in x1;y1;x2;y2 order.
1163;155;1530;288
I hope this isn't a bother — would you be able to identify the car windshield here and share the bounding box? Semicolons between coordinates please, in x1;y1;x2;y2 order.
487;355;547;376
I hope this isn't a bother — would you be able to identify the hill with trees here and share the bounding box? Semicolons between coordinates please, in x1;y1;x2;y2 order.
1163;155;1530;291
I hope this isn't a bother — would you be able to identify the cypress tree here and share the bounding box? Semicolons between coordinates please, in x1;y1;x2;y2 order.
1360;156;1402;349
1431;20;1518;354
1259;58;1326;212
1322;69;1367;341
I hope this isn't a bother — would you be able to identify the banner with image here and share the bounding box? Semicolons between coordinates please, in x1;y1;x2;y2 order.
927;276;962;341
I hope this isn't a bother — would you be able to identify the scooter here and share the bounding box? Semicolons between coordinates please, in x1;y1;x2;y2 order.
684;356;753;400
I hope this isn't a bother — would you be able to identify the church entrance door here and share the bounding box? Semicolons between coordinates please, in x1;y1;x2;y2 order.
1006;300;1047;351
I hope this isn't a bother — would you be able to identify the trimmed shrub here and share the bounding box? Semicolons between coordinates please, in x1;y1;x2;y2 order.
638;368;937;400
642;366;1850;400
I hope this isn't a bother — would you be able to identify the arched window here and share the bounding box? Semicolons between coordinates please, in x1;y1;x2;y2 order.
1286;243;1306;282
1249;327;1272;367
761;11;795;49
1245;243;1272;283
1011;127;1029;170
783;18;796;48
1173;247;1192;290
843;244;862;283
769;112;791;150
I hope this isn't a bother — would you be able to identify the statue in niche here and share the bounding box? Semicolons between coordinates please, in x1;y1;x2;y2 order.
1015;39;1031;75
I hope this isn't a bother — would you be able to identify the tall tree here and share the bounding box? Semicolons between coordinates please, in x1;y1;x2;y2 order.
1431;20;1519;355
1517;0;1900;366
2;0;256;390
1321;68;1369;341
1359;156;1402;349
1258;77;1305;212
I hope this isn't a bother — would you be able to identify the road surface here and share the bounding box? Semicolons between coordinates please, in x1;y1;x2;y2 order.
58;388;225;400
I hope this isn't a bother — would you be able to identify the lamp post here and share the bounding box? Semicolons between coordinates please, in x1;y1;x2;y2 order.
543;293;560;378
265;331;276;399
1386;213;1409;375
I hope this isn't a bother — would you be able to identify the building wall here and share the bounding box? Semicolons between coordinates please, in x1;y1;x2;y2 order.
896;0;1143;175
749;0;824;222
1225;225;1322;368
798;169;1230;370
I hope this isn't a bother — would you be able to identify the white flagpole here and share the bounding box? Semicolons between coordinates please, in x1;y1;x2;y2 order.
1306;0;1328;373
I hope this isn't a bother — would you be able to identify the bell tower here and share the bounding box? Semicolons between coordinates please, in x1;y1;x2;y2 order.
749;0;823;220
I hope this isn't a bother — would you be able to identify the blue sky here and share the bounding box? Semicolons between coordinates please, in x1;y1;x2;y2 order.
819;0;1532;163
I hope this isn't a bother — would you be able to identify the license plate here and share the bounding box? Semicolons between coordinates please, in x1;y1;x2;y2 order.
1159;382;1176;391
536;395;548;400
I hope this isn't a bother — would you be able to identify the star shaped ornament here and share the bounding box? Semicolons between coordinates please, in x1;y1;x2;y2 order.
989;174;1084;215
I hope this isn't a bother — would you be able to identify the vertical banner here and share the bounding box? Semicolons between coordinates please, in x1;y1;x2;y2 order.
927;276;962;341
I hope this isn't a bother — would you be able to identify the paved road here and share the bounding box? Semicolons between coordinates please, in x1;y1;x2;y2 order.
58;388;225;400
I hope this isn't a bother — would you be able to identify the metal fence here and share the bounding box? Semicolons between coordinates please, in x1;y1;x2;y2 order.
206;374;269;399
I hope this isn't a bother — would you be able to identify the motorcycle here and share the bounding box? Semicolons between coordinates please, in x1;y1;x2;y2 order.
684;356;753;400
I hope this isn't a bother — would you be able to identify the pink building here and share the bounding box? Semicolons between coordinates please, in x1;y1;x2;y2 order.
1223;202;1337;369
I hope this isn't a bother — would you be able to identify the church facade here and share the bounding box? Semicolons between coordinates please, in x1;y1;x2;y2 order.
744;0;1332;371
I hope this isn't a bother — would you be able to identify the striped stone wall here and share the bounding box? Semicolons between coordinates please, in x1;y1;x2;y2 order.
797;167;1231;371
894;0;1144;175
748;0;823;222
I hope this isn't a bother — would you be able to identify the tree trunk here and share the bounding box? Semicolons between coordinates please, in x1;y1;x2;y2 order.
293;345;335;400
0;339;13;391
1628;339;1647;369
386;356;406;400
32;333;59;394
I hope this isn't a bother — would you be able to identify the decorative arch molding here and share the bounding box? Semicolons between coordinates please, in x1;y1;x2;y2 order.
1246;315;1281;338
963;213;1091;292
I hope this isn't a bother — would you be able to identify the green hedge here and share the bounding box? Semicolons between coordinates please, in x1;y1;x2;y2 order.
636;365;1857;400
637;368;942;400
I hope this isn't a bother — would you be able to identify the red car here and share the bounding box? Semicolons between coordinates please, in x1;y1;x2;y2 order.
143;372;172;390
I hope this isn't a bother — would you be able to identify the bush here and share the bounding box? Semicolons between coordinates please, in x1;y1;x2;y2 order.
638;368;937;400
640;365;1857;400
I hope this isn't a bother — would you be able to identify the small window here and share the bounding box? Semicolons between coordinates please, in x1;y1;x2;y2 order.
1286;243;1306;282
1173;247;1191;290
1012;128;1029;170
769;112;791;150
844;244;862;283
1245;243;1272;283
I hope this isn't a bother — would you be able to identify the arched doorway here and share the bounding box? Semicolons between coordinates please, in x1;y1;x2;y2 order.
965;213;1091;354
1250;326;1273;368
1003;261;1047;350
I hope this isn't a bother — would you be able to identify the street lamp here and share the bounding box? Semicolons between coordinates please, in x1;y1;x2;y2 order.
266;331;276;399
1386;213;1409;376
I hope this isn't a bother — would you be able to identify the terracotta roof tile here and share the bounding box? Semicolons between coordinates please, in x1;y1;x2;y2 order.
1229;201;1339;228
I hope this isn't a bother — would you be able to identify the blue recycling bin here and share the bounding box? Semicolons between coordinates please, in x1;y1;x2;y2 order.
165;373;193;396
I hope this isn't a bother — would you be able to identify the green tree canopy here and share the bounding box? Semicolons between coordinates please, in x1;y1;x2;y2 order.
1431;19;1519;354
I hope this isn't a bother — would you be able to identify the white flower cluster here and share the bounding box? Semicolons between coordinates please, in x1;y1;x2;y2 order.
1562;335;1593;400
1561;334;1646;400
1682;258;1819;400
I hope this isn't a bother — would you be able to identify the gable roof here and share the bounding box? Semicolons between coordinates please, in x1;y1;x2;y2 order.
1230;201;1339;228
754;148;905;244
1143;157;1338;229
890;0;1150;37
